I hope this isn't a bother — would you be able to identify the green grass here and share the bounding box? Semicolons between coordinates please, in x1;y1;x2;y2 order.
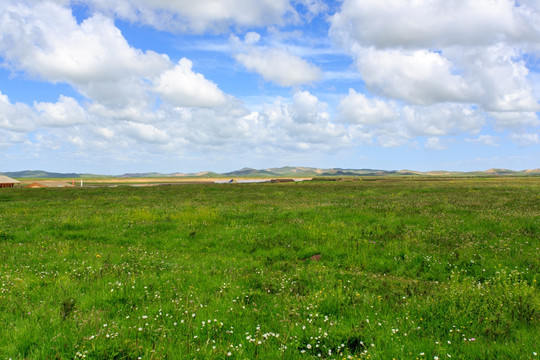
0;178;538;359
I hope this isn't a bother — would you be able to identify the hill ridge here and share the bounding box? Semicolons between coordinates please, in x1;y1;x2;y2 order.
2;167;539;179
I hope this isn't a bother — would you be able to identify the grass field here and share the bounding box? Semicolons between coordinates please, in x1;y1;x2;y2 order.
0;177;538;359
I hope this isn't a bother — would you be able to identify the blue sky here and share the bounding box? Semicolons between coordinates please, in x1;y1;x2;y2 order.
1;0;539;174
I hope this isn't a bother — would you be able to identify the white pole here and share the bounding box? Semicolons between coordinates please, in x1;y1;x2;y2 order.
81;179;83;187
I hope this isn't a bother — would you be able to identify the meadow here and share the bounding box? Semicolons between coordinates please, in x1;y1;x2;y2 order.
0;177;538;359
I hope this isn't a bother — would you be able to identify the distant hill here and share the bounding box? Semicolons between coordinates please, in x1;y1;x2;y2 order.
1;170;82;179
2;167;539;179
223;167;279;177
120;172;169;178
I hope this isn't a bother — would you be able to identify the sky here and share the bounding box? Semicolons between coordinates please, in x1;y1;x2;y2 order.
1;0;539;174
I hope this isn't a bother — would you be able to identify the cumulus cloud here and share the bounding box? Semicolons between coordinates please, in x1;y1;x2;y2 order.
355;48;471;105
123;122;170;144
0;92;35;132
451;44;540;112
159;91;344;152
235;48;321;86
330;0;540;49
77;0;295;33
38;91;346;157
401;104;485;137
0;1;173;121
338;89;398;125
154;58;226;108
0;3;168;84
337;88;489;147
235;91;349;151
1;0;538;171
232;33;321;87
289;91;329;123
0;0;232;124
333;41;539;114
330;0;540;134
35;96;87;127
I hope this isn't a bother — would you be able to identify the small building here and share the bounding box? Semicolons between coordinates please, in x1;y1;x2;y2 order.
0;175;21;188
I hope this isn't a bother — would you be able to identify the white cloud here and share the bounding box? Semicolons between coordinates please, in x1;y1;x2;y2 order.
510;132;540;146
0;0;233;124
292;0;328;22
35;96;87;127
123;122;170;144
232;33;322;87
289;91;329;124
1;0;538;172
0;1;173;122
450;44;540;112
87;102;160;123
338;89;485;146
425;137;447;150
67;135;84;147
95;127;115;140
235;48;321;87
330;0;540;49
355;48;470;105
338;89;397;125
0;3;168;84
335;43;539;112
465;135;499;146
248;92;349;151
154;58;226;108
402;104;485;137
77;0;295;33
0;92;35;132
0;130;28;150
366;121;409;148
488;111;540;130
33;132;61;151
330;0;540;133
244;32;261;45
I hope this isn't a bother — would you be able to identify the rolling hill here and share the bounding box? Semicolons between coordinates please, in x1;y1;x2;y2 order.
2;167;539;179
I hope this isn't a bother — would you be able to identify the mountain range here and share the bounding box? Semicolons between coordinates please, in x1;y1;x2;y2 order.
2;167;540;179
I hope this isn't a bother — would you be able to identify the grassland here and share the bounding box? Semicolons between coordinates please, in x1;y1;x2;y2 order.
0;177;538;359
